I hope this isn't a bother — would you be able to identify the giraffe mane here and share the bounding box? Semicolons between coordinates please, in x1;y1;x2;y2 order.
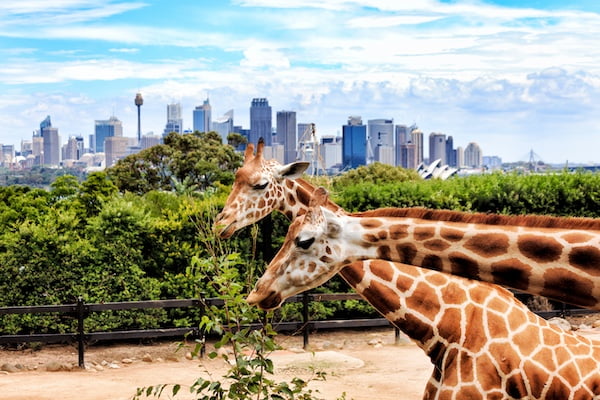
352;207;600;231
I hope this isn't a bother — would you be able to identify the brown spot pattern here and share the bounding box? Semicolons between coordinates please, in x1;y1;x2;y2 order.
437;307;462;343
476;354;502;391
463;304;486;352
442;282;467;305
361;280;400;315
505;373;528;398
360;219;382;229
389;224;410;239
396;243;417;264
339;264;365;286
440;227;465;242
422;254;444;271
540;268;596;307
548;374;574;398
562;232;594;243
490;258;532;291
369;260;395;283
517;234;562;263
376;245;391;260
449;252;480;279
296;188;311;207
406;281;440;321
287;193;296;206
362;233;379;243
414;226;436;241
569;246;600;276
464;233;510;258
424;272;448;287
424;239;451;252
522;360;550;398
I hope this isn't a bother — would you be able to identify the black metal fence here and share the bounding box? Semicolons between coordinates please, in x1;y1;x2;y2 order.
0;293;595;368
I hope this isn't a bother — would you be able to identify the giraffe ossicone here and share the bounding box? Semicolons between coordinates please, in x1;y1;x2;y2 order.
248;189;600;399
248;186;600;311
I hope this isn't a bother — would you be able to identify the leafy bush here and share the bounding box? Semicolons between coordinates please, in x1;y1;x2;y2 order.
3;168;600;335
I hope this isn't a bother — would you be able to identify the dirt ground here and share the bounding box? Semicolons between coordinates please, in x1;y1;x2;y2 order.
0;327;432;400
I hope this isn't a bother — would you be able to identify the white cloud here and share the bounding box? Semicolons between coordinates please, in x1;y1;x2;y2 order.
1;0;600;163
109;48;139;53
347;15;443;28
240;47;291;69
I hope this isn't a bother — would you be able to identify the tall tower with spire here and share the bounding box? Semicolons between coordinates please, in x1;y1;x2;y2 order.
134;92;143;142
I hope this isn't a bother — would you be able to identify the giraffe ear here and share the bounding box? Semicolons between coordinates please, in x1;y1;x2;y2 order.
322;207;341;238
275;161;310;180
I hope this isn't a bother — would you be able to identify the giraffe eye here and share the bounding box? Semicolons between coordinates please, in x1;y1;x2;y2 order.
295;237;315;250
252;182;268;190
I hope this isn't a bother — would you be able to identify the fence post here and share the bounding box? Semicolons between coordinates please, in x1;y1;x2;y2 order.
302;292;310;349
199;294;206;358
76;297;86;368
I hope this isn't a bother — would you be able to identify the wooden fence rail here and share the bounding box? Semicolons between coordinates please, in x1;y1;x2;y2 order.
0;293;595;368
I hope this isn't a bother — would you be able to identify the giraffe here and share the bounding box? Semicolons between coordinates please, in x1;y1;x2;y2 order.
248;187;600;311
249;257;600;399
247;189;600;399
214;138;342;239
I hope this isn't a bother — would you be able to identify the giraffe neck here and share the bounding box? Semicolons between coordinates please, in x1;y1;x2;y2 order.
278;178;343;220
339;260;520;361
333;213;600;309
339;260;600;399
339;260;448;355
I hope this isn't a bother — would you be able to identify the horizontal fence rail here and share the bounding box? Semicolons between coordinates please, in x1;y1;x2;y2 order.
0;293;594;368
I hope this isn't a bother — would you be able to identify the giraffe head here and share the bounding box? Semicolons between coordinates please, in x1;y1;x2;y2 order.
214;138;310;238
247;187;345;310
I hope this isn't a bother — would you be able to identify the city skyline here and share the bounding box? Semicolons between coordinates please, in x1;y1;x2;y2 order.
1;1;600;164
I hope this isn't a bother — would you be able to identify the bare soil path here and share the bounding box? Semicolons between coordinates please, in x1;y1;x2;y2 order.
0;328;432;400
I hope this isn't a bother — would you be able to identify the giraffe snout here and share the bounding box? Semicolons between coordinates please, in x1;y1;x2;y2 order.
214;212;236;238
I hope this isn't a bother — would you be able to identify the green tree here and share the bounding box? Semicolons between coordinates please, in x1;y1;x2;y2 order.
332;162;421;190
78;171;118;216
107;131;242;194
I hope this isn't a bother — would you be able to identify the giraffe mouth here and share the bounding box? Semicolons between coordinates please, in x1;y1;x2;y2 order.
216;221;236;239
247;290;283;311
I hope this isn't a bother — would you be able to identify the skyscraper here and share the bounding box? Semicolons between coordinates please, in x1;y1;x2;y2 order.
39;115;60;166
464;142;483;168
193;98;212;133
134;92;143;142
105;136;130;167
395;124;408;167
276;111;297;164
367;119;394;164
342;116;367;170
164;103;183;135
410;126;424;165
429;132;447;164
446;135;457;167
94;116;123;153
212;110;234;143
63;135;84;161
250;98;272;146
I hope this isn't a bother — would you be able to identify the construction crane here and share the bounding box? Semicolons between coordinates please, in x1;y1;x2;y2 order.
296;123;326;176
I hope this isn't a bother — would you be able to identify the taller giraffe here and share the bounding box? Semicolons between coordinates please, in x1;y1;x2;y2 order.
249;187;600;310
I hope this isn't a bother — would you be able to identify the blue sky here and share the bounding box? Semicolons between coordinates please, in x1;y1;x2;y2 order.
1;0;599;164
